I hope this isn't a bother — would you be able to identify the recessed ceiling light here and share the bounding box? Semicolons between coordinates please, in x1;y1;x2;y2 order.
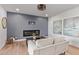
16;8;20;12
45;14;48;17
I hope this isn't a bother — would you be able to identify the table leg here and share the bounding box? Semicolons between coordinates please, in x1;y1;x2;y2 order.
26;40;28;47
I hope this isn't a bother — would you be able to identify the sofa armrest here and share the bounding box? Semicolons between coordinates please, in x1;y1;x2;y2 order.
33;44;55;55
54;41;69;54
54;40;69;46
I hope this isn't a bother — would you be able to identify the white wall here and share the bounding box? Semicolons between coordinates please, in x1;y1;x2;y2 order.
48;7;79;36
48;7;79;48
48;17;53;36
0;6;7;49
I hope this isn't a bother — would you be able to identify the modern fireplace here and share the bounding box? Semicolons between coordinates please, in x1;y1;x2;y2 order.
23;30;40;37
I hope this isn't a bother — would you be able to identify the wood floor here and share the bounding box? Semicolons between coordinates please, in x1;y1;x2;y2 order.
0;41;28;55
0;41;79;55
66;45;79;55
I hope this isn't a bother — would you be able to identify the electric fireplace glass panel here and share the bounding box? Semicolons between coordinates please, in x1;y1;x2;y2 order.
23;30;40;37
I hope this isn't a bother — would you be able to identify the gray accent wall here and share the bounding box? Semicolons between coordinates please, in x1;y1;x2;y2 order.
7;12;48;39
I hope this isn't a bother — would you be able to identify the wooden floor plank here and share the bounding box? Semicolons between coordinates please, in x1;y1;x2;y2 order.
0;41;79;55
0;41;28;55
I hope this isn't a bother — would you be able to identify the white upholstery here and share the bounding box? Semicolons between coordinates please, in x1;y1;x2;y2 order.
35;44;55;55
28;36;69;55
36;38;53;48
28;40;38;55
54;41;68;54
53;37;65;44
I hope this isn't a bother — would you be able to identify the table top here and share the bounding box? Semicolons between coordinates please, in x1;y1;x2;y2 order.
26;36;46;41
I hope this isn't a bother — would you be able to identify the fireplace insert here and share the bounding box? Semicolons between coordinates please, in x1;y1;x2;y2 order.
23;30;40;37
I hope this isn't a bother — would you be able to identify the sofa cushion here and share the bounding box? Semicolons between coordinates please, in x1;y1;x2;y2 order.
53;37;65;44
36;38;53;48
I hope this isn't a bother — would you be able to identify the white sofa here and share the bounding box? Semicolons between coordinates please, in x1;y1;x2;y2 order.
28;37;69;55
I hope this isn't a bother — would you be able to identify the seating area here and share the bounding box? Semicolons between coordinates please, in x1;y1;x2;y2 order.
28;36;69;55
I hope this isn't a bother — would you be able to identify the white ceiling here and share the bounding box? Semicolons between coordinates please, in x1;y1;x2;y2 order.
0;4;79;17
